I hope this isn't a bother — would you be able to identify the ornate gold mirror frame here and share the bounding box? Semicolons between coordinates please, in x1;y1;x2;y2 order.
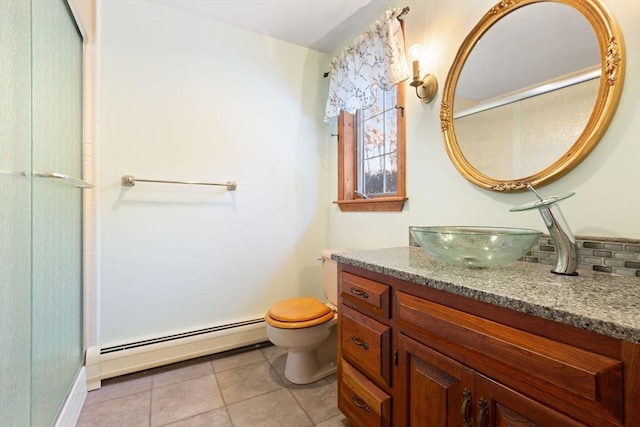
440;0;625;192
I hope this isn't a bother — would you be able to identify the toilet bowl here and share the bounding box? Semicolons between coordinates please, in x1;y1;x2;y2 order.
264;250;341;384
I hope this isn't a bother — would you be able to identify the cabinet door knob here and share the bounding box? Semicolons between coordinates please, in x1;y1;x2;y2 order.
351;394;371;413
350;335;370;350
350;287;369;299
461;388;472;427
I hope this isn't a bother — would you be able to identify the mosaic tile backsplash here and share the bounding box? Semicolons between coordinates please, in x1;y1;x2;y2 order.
409;228;640;278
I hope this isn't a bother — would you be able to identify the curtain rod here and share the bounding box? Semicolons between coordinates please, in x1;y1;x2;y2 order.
323;6;409;78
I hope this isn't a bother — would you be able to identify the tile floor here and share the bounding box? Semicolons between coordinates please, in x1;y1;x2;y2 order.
77;343;351;427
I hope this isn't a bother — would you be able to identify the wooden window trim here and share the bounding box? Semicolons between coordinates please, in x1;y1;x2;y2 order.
334;84;407;212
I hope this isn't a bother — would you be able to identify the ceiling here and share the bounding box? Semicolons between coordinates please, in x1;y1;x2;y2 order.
145;0;387;53
144;1;599;103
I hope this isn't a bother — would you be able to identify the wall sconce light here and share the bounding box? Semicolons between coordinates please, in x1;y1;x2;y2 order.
408;44;438;103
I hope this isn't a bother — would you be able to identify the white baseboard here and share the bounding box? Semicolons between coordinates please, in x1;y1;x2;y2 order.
86;320;267;390
54;367;87;427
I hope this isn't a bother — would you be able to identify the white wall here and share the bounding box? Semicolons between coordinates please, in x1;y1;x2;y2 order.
328;0;640;250
95;0;639;345
97;0;329;344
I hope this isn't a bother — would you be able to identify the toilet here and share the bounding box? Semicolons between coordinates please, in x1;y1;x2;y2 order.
265;250;340;384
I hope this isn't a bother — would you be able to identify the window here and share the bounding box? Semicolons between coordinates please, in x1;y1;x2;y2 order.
335;82;407;212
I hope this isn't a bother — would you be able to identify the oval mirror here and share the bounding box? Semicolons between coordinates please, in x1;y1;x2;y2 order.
440;0;625;192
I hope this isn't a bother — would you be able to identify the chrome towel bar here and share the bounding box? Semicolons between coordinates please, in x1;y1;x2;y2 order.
121;175;237;191
35;171;94;188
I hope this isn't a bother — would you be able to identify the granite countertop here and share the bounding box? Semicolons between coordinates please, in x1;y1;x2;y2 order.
333;246;640;344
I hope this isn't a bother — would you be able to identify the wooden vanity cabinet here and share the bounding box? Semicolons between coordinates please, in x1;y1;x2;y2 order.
337;264;640;427
399;333;587;426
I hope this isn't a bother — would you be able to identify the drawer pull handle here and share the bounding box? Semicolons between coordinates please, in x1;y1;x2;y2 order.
351;394;370;413
350;287;369;299
350;335;370;350
461;388;472;427
476;398;488;427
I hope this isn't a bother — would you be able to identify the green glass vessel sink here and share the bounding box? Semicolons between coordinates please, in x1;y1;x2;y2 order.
410;226;543;268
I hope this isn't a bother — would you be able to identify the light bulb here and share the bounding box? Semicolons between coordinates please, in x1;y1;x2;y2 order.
408;44;423;61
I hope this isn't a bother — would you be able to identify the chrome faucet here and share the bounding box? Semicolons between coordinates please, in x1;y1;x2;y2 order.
510;185;579;276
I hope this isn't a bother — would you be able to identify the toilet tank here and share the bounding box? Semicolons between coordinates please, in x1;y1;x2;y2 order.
321;249;343;306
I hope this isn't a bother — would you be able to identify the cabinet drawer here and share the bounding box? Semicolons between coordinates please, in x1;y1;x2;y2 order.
341;272;390;318
341;305;391;385
339;360;391;427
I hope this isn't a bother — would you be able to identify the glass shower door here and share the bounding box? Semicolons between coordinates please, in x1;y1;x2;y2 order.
0;0;33;425
0;0;84;425
30;0;84;425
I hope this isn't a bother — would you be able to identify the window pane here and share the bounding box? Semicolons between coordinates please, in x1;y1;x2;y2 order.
357;85;400;196
384;110;398;156
364;117;384;155
364;157;384;194
384;153;398;193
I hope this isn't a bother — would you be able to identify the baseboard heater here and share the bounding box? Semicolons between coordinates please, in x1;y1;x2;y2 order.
85;318;267;390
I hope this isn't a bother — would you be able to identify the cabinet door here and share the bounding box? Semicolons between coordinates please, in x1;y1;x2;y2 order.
475;375;587;427
398;334;475;427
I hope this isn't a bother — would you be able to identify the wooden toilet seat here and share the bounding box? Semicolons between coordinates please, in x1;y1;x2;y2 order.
265;297;335;329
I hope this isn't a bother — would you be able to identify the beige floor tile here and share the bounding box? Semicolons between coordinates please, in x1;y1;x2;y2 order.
152;358;213;388
289;374;340;424
162;407;232;427
227;388;313;427
150;374;224;426
211;348;266;373
84;372;153;406
216;360;285;404
266;352;292;385
79;344;344;426
77;390;151;427
315;414;351;427
260;344;287;360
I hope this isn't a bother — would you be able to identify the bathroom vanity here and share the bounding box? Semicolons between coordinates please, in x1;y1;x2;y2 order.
334;247;640;427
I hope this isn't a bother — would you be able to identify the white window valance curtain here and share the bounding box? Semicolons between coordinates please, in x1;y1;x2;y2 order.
324;8;410;121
